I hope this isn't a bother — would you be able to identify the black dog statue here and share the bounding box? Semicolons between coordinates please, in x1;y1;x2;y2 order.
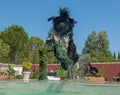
46;8;79;71
46;8;98;78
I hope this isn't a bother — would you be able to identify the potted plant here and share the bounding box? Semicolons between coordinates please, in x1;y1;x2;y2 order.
22;61;32;82
58;70;66;80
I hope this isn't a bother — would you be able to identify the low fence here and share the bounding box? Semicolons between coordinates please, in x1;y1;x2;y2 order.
0;63;23;76
0;62;119;82
32;64;60;72
91;62;120;82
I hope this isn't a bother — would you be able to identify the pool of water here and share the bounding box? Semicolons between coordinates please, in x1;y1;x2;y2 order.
0;81;78;95
0;80;119;95
0;90;77;95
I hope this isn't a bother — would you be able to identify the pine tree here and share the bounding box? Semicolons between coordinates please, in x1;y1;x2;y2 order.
118;51;120;61
113;52;116;61
82;31;98;54
82;31;115;62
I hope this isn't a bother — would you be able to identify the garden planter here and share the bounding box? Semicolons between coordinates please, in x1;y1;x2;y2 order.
91;77;105;83
60;76;65;80
84;77;105;83
22;61;32;82
22;71;31;82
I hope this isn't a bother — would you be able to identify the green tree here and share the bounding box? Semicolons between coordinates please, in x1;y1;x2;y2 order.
47;51;56;64
82;31;115;62
113;52;116;61
0;38;10;62
27;36;45;64
97;31;115;62
39;45;48;78
118;51;120;61
79;54;98;62
0;25;28;64
82;31;98;54
97;31;109;55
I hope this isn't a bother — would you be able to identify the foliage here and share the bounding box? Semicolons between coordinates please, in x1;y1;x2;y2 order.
0;25;28;64
113;52;116;61
78;71;84;77
95;68;104;77
96;72;103;77
0;71;5;75
30;70;39;79
82;31;116;62
22;61;32;70
14;75;22;79
56;69;67;77
82;31;98;54
0;38;10;62
55;43;73;70
27;36;45;64
47;51;56;64
7;65;15;76
79;54;98;62
39;48;48;66
118;52;120;61
39;45;48;78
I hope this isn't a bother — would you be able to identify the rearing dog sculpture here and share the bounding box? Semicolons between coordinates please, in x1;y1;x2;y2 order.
46;8;98;78
46;8;79;71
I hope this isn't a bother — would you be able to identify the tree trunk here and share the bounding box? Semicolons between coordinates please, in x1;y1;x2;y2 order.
68;65;72;79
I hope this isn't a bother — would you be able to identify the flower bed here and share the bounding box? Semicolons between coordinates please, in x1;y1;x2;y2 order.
84;77;105;83
91;77;105;83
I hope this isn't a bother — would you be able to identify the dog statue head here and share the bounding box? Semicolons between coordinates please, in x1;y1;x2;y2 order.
48;8;77;35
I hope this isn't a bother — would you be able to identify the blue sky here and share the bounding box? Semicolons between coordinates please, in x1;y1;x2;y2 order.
0;0;120;54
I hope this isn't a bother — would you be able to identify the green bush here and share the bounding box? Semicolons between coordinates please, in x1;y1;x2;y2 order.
22;61;32;70
0;71;4;75
96;72;103;77
7;65;15;76
96;68;104;77
30;70;39;79
56;69;67;77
